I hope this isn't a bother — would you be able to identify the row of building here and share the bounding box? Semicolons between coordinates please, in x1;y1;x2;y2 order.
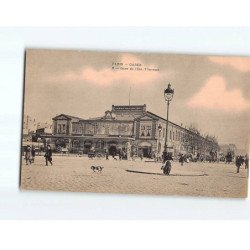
34;104;220;159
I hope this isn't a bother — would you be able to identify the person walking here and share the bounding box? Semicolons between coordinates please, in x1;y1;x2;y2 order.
245;155;249;169
25;145;32;165
31;145;36;163
179;154;185;166
140;152;143;161
105;151;109;160
44;145;53;166
118;150;122;160
235;156;242;173
161;152;173;175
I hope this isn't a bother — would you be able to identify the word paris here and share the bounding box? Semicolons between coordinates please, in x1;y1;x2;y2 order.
112;62;142;66
20;49;249;198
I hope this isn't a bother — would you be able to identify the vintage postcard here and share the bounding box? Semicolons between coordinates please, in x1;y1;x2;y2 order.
20;49;249;198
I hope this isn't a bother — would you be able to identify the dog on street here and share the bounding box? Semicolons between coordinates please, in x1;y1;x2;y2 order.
91;165;104;173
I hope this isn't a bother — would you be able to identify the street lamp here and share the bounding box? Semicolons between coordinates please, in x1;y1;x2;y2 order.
163;83;174;161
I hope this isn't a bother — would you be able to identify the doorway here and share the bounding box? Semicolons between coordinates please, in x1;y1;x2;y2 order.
109;145;117;156
138;146;152;158
83;140;92;154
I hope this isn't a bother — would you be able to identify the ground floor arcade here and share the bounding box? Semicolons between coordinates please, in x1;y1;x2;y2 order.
39;135;195;159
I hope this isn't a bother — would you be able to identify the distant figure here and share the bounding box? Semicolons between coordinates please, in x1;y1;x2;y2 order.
179;154;185;166
225;152;233;164
31;146;36;163
105;151;109;160
162;160;172;175
25;145;32;165
245;155;249;169
140;153;143;161
161;152;173;175
162;152;173;163
152;152;156;161
39;146;43;156
44;145;53;166
131;152;135;161
235;156;243;173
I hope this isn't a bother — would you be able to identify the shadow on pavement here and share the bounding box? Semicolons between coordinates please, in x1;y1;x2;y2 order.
224;175;248;179
126;169;208;177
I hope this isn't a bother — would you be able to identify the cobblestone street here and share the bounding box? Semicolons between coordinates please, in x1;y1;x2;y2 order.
20;156;248;198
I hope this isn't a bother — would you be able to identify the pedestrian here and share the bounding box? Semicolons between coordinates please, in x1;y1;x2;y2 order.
140;152;143;161
245;154;249;169
25;145;32;165
235;156;242;173
44;145;53;166
105;151;109;160
179;154;185;166
152;152;156;161
131;151;135;161
31;145;36;163
119;151;122;160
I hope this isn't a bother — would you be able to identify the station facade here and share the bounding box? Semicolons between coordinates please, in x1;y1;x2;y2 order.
43;105;218;158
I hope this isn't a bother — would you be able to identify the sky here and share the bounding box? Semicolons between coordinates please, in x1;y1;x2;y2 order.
24;49;250;150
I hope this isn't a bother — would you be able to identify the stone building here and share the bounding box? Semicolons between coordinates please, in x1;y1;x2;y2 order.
42;105;219;158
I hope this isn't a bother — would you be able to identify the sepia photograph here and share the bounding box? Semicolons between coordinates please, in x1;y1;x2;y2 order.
20;49;249;198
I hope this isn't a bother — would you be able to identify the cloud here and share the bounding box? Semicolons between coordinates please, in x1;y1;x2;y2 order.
187;75;250;112
209;56;250;72
48;54;168;86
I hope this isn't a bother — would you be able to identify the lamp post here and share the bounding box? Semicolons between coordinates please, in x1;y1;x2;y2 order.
163;83;174;161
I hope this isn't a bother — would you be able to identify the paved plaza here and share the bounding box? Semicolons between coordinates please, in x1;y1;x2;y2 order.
20;155;248;198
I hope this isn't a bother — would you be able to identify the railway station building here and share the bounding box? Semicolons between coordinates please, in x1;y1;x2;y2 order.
42;105;219;158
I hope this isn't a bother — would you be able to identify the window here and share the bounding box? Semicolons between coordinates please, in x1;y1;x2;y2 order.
170;131;172;140
140;124;151;137
146;126;151;137
118;124;129;134
93;123;98;134
140;125;145;136
85;123;94;134
72;123;82;134
173;132;175;141
57;123;67;134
